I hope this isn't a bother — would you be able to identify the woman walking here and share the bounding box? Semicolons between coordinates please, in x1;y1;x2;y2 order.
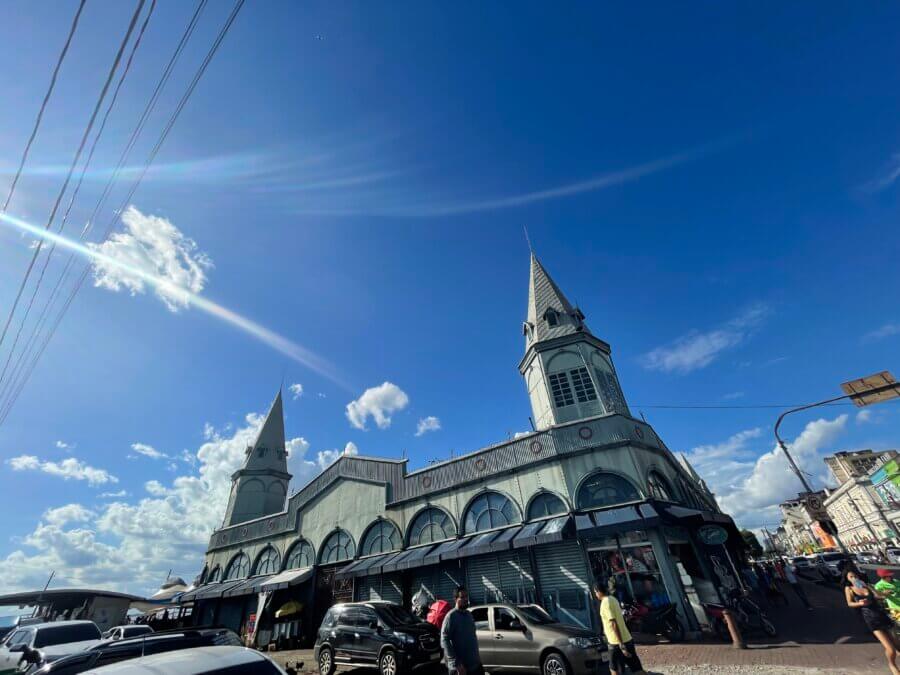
843;569;900;675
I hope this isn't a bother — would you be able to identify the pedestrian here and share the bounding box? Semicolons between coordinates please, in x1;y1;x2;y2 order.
592;581;646;675
783;562;812;610
874;569;900;624
843;569;900;675
440;586;483;675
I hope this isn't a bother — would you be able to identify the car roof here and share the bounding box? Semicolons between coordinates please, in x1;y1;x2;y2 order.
81;646;270;673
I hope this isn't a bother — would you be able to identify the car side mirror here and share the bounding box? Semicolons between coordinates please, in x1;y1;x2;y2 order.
369;621;379;630
509;619;524;632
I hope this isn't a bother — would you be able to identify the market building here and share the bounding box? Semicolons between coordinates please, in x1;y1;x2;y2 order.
180;254;745;646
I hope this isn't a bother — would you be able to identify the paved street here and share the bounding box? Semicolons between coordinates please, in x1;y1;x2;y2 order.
271;579;891;675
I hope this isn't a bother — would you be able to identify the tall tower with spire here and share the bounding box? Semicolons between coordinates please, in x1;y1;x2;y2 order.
518;254;630;430
223;390;293;526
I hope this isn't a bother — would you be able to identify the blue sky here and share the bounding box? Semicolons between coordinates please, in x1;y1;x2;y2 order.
0;1;898;594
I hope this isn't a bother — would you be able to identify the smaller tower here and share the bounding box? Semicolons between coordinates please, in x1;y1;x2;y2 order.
519;254;630;430
223;390;292;526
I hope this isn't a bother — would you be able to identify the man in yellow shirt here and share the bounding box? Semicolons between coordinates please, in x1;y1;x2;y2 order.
592;583;646;675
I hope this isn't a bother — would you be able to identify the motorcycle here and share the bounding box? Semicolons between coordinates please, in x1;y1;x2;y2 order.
704;590;777;641
623;602;685;642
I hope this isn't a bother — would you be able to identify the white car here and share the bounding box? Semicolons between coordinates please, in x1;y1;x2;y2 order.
790;556;812;570
100;626;153;641
80;646;294;674
0;620;102;673
886;548;900;564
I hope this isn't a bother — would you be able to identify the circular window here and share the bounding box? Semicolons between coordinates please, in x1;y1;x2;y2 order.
530;440;543;454
475;458;487;472
240;527;249;538
267;519;277;531
578;426;593;440
422;476;433;489
219;534;229;545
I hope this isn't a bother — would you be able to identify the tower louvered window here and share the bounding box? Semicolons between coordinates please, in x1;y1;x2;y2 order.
548;372;574;407
569;367;597;403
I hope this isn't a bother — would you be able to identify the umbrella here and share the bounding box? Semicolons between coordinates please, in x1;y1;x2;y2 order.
275;600;303;618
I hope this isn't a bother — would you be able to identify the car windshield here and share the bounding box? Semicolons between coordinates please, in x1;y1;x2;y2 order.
822;553;844;562
516;605;556;624
34;623;101;647
375;605;421;626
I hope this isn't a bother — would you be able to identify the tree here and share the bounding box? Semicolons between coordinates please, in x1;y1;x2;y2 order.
741;529;763;557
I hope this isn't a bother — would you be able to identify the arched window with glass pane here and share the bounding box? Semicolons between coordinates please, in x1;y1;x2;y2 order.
320;529;355;564
284;539;314;570
207;566;221;584
463;492;521;534
527;492;567;520
224;553;250;580
408;507;456;546
253;547;281;575
360;520;401;556
576;472;641;510
647;471;675;502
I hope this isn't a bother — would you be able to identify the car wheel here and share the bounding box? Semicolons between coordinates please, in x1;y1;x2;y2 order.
542;651;570;675
380;649;399;675
318;647;335;675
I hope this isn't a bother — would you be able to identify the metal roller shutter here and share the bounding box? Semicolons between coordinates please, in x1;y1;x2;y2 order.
355;574;403;604
381;573;403;604
533;541;592;628
435;563;464;602
411;569;436;604
466;555;501;605
466;552;536;605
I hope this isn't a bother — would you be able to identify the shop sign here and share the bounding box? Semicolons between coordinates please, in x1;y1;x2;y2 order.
697;524;728;546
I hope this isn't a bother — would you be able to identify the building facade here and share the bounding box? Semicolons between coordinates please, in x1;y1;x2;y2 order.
180;255;744;644
778;492;836;553
823;450;900;551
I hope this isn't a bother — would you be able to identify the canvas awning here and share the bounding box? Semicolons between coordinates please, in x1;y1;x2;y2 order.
184;579;245;601
421;539;462;567
379;549;419;574
435;536;475;561
335;554;393;580
260;567;314;591
392;544;435;571
223;575;273;598
513;515;571;548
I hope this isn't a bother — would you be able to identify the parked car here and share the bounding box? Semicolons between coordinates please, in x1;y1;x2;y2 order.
77;646;296;674
0;617;46;645
817;553;845;580
469;603;608;675
0;621;103;673
854;551;883;565
315;602;441;675
99;626;152;642
790;556;812;570
31;627;242;675
885;548;900;564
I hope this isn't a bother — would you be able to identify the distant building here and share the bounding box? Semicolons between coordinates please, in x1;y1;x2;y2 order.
823;450;900;551
824;449;897;486
180;254;743;645
869;457;900;540
778;491;835;553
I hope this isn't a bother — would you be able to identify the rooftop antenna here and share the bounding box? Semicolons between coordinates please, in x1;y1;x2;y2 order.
523;225;533;253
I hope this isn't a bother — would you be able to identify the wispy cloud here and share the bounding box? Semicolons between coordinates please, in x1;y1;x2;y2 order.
863;322;900;342
130;443;168;460
641;303;770;374
861;153;900;193
7;455;118;486
289;383;304;400
415;416;441;436
722;391;745;401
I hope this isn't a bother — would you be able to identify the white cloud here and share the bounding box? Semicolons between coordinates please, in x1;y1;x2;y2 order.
686;416;848;530
7;455;118;486
345;382;409;430
87;205;212;312
130;443;168;460
55;440;73;451
42;504;96;527
641;303;770;374
857;409;873;424
415;416;441;436
144;480;169;497
862;322;900;342
861;153;900;193
316;442;359;470
99;490;129;499
289;383;304;400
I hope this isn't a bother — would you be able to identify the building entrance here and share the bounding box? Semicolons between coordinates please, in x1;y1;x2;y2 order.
587;532;670;609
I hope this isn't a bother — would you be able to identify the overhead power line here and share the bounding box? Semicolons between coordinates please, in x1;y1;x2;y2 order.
0;0;158;390
1;0;87;213
0;0;146;357
634;402;854;410
0;0;246;424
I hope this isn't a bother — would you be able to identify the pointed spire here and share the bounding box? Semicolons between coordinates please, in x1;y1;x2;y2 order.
525;253;584;346
241;389;289;474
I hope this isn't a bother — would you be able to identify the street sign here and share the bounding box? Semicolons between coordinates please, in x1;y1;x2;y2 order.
697;524;729;545
841;371;900;408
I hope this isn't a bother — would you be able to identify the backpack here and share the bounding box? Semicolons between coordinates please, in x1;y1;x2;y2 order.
426;600;452;629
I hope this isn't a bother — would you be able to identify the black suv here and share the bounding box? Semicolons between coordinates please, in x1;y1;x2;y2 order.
29;627;244;675
315;602;442;675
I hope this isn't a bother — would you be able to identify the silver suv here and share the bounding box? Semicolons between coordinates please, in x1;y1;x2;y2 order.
469;604;607;675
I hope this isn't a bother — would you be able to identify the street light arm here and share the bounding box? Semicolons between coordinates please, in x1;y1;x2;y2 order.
773;393;851;448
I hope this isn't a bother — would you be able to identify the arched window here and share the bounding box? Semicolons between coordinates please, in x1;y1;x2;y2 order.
360;520;401;556
198;565;209;585
224;553;250;580
464;492;520;534
320;529;355;564
647;471;675;502
284;539;314;569
207;566;221;584
527;492;567;520
253;547;281;575
576;472;641;510
408;507;456;546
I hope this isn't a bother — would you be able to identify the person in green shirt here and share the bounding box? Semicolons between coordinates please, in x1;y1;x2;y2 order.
875;569;900;623
592;582;646;675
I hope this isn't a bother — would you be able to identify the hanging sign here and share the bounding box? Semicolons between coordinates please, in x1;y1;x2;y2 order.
697;524;728;546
